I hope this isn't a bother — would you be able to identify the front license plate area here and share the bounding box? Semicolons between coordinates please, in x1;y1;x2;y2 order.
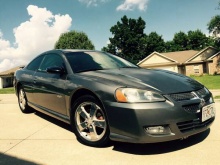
202;104;215;122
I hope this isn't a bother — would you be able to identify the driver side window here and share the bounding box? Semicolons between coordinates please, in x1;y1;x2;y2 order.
38;54;65;72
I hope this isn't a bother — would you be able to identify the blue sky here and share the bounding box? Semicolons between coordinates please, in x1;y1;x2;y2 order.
0;0;219;72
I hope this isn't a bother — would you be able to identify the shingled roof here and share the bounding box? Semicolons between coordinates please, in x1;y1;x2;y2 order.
0;66;24;76
162;50;199;64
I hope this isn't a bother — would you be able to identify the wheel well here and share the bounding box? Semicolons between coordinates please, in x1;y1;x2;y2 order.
15;82;22;96
70;88;102;108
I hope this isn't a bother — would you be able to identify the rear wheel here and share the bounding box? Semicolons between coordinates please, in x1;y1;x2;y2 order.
71;95;110;147
18;87;32;113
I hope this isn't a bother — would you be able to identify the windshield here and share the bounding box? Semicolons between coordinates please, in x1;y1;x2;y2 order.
65;51;138;73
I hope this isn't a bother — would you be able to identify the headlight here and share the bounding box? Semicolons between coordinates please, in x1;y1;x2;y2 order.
115;88;166;103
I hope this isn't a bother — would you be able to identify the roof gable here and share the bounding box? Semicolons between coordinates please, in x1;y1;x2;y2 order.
185;46;218;63
137;52;177;66
207;51;220;60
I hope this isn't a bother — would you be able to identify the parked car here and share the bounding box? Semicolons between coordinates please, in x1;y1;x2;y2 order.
14;50;215;147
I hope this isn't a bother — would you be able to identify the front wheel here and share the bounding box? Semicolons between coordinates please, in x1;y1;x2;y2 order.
18;87;32;113
71;95;110;147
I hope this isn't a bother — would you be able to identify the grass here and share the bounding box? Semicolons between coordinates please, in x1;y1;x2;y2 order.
0;87;15;94
190;75;220;89
214;96;220;99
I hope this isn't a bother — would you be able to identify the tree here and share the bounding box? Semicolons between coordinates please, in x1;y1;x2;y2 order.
172;31;188;51
55;30;95;50
145;32;166;55
187;30;209;50
207;15;220;49
165;30;212;52
208;15;220;37
103;15;147;63
165;41;176;52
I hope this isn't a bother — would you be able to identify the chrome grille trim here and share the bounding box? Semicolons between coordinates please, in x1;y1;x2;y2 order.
167;87;209;102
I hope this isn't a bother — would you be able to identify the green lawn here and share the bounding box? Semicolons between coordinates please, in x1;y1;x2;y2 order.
0;87;15;94
190;75;220;89
214;96;220;99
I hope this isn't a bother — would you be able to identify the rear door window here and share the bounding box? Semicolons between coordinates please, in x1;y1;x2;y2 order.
38;54;65;72
26;55;44;71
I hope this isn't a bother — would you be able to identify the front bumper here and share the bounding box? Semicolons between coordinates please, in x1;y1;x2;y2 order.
104;95;215;143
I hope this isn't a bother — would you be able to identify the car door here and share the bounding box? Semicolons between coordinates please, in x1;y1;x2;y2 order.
33;53;67;115
20;55;45;104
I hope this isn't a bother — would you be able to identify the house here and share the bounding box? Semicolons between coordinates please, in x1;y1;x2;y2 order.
0;66;24;89
137;46;220;76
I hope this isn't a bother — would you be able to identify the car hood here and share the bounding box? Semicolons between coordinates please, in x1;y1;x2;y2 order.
78;68;203;94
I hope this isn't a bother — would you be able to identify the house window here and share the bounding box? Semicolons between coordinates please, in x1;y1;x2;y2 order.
194;65;199;74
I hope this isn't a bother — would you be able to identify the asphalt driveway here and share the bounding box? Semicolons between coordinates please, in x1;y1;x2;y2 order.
0;94;219;165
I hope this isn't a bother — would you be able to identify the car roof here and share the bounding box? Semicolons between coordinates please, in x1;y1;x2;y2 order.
41;49;105;56
57;49;99;53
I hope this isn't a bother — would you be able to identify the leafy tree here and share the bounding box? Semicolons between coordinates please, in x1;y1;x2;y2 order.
55;30;95;50
207;15;220;49
165;30;212;52
208;15;220;37
103;15;147;63
145;32;166;55
172;31;188;51
187;30;209;50
165;41;176;52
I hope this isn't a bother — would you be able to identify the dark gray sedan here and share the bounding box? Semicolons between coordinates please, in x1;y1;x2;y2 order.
14;50;216;147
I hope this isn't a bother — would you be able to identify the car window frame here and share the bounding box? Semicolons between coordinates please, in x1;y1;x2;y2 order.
25;55;45;71
38;53;66;73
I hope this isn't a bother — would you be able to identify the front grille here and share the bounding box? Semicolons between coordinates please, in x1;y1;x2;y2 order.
177;118;214;133
168;93;196;101
182;104;200;113
167;87;209;102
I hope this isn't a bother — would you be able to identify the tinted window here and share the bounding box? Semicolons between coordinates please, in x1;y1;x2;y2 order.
65;51;137;73
38;54;65;71
26;55;44;71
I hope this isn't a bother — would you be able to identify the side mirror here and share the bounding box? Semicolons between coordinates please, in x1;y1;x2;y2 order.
46;66;65;74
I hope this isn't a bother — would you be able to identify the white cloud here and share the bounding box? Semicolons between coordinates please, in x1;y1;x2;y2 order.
117;0;149;11
0;31;10;50
78;0;109;7
0;5;72;72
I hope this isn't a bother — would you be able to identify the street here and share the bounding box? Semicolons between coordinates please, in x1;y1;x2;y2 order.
0;94;219;165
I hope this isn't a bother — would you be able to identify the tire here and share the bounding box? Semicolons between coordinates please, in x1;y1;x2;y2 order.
18;87;32;113
71;95;110;147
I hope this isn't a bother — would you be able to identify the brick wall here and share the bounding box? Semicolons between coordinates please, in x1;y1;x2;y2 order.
208;55;220;74
185;64;203;76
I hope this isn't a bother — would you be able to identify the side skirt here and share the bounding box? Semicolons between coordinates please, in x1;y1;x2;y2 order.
28;102;70;124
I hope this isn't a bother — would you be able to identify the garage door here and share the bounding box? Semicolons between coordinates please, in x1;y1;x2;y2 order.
156;66;174;72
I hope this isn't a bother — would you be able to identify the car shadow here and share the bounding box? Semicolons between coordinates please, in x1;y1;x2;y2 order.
32;111;210;154
0;152;38;165
112;129;210;155
34;111;72;132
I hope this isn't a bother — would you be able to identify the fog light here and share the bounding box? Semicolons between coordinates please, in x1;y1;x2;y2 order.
145;126;171;135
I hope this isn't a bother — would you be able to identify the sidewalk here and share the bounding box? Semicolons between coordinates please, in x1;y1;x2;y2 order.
210;89;220;102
